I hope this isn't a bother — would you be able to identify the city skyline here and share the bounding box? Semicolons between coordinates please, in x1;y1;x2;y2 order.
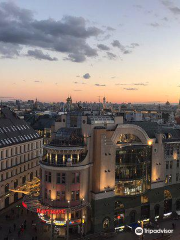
1;0;180;103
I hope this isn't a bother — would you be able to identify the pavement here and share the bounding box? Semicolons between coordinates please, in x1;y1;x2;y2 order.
0;203;51;240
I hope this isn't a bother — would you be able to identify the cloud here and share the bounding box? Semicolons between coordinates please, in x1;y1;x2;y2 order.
112;40;125;51
133;83;148;86
73;81;78;84
115;82;148;86
34;80;42;83
162;1;180;15
0;42;22;58
112;40;139;54
106;26;116;31
97;44;110;51
162;17;169;21
0;2;104;62
149;22;160;27
124;88;138;90
95;84;106;87
130;43;140;48
101;34;111;41
83;73;91;79
133;4;143;9
106;52;117;60
74;89;82;91
169;7;180;14
123;50;132;54
27;49;58;61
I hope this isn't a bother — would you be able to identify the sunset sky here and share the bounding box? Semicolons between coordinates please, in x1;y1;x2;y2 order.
1;0;180;103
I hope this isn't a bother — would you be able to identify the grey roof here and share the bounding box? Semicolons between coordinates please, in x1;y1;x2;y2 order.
125;121;180;141
0;107;41;148
32;117;55;130
125;121;160;138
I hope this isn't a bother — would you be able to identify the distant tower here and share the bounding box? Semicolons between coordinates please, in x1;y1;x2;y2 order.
66;96;72;111
103;96;106;109
34;98;38;110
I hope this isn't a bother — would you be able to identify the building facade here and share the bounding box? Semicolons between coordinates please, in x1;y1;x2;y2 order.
0;106;43;210
23;112;180;236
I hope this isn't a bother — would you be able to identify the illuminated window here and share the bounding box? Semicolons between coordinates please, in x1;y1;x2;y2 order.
141;195;149;204
117;134;141;144
165;175;168;184
169;174;172;183
164;190;172;200
103;218;110;229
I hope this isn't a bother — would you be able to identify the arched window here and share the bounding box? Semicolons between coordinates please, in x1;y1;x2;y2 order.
117;134;142;144
164;190;172;200
103;218;110;229
164;190;172;214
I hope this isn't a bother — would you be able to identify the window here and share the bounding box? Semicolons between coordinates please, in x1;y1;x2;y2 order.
170;161;173;169
169;174;172;183
165;175;168;184
5;183;9;193
22;176;26;184
76;190;80;200
61;191;65;201
75;210;81;219
48;190;51;200
62;173;66;184
72;173;75;184
72;173;80;184
48;172;51;183
45;171;51;183
71;191;75;201
14;180;18;189
103;218;110;229
56;173;66;184
1;174;3;181
166;161;169;169
57;191;65;201
177;160;179;168
56;173;61;184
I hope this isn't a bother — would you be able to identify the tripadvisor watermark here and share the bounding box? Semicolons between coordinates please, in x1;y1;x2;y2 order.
135;227;173;236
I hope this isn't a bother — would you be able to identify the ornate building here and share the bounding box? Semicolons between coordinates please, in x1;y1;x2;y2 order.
23;112;180;237
0;106;43;210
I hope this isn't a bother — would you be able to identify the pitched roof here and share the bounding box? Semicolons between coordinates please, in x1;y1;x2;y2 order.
0;106;41;148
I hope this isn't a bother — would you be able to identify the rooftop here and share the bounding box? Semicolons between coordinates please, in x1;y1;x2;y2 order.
0;106;41;148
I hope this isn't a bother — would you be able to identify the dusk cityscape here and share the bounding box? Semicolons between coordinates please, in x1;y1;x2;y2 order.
1;1;180;240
